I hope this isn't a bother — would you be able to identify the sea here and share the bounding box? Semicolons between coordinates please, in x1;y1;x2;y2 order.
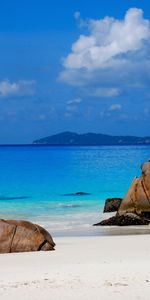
0;145;150;236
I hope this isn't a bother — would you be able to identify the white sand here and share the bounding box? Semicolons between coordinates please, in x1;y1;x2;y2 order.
0;234;150;300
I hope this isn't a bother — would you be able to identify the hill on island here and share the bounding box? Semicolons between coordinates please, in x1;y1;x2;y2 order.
33;132;150;146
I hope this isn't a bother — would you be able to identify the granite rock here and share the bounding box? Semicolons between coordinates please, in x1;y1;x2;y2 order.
0;219;55;253
103;198;122;213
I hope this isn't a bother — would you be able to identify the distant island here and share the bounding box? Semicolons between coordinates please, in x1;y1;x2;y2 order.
33;132;150;146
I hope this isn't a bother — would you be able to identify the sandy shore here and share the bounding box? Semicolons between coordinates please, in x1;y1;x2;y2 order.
0;234;150;300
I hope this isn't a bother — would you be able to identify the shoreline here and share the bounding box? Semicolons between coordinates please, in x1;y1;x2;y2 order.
49;224;150;237
0;234;150;299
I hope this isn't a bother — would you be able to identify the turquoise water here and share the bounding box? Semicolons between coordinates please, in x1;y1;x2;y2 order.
0;145;150;235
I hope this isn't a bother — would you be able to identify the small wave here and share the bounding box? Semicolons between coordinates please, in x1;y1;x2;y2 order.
58;203;81;209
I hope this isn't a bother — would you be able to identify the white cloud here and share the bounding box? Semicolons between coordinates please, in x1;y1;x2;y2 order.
108;104;122;111
60;8;150;90
66;97;82;116
144;107;149;117
36;114;47;121
87;87;120;97
67;98;82;105
0;80;36;97
100;103;122;119
74;11;81;20
63;8;150;71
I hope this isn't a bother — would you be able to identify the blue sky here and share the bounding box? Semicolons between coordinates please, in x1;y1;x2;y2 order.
0;0;150;143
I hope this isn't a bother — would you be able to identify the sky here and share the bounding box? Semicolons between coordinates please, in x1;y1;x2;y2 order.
0;0;150;143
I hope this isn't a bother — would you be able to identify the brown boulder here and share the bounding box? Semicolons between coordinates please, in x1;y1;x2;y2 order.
0;219;55;253
118;159;150;215
103;198;122;213
141;160;150;198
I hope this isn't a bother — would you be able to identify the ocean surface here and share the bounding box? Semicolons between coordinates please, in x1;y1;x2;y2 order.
0;145;150;236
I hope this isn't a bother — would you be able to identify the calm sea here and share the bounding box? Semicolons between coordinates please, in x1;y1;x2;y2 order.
0;145;150;235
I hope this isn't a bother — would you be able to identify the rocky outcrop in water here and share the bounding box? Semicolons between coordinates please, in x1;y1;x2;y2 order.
63;192;91;196
95;159;150;226
0;219;55;253
103;198;122;213
94;213;150;226
0;196;30;200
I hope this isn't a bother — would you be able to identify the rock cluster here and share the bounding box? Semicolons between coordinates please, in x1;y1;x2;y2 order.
95;159;150;226
0;219;55;253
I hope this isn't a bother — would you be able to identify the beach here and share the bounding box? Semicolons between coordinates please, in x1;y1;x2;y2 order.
0;146;150;299
0;234;150;300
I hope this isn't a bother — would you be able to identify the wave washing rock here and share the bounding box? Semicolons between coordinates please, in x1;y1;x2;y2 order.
94;213;150;226
103;198;122;213
0;219;55;253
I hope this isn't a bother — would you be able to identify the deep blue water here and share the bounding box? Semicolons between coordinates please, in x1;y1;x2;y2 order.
0;145;150;235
